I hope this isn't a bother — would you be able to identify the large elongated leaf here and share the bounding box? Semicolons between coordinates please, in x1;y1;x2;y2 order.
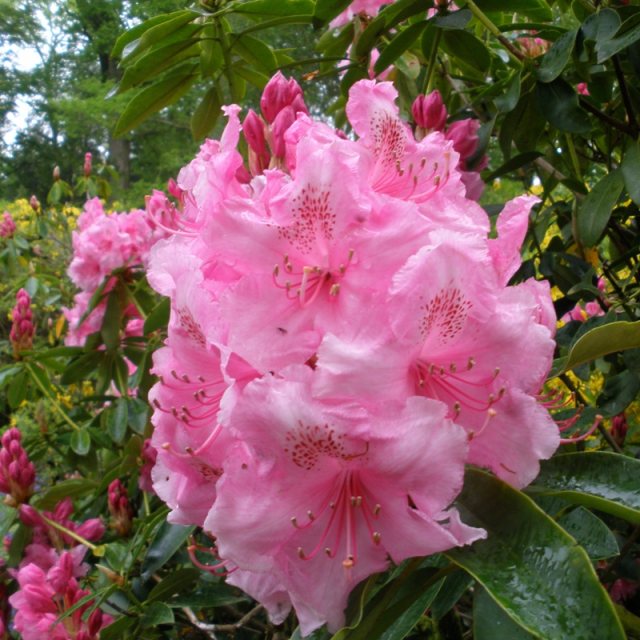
531;452;640;524
236;0;314;16
111;11;191;58
562;320;640;371
114;62;199;136
374;21;427;74
469;0;552;21
474;587;535;640
313;0;352;27
577;169;624;247
536;78;591;133
622;140;640;205
537;29;577;83
557;507;619;561
597;20;640;62
447;469;624;640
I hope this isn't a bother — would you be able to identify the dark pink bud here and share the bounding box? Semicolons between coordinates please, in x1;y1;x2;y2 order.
412;91;447;132
88;609;104;636
10;289;35;358
76;517;105;542
0;212;16;238
49;552;74;591
18;504;42;526
243;109;270;175
260;72;308;124
445;118;480;163
29;195;40;211
84;152;92;177
270;105;296;159
611;413;628;447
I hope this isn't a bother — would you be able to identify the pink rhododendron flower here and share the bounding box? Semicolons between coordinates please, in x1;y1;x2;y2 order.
0;212;16;238
0;428;35;507
144;74;559;634
10;289;35;357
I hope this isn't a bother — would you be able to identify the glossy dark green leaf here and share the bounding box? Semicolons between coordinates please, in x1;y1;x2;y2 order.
101;289;122;352
313;0;352;27
582;9;621;43
432;8;472;30
354;14;387;58
598;370;640;417
60;352;104;385
430;570;473;620
114;62;199;137
122;11;199;62
484;152;542;181
447;469;624;640
622;140;640;205
562;321;640;371
500;89;545;154
111;12;188;59
441;29;491;73
127;397;149;434
100;615;136;640
374;21;427;75
191;86;222;140
0;364;22;387
148;568;200;602
536;78;591;133
141;521;195;579
70;428;91;456
494;72;521;113
236;0;314;16
558;507;619;561
199;25;223;77
471;0;552;21
106;397;129;444
532;452;640;524
377;0;432;28
537;29;577;83
474;586;535;640
141;602;174;627
234;33;278;73
577;169;625;246
596;19;640;62
33;478;98;510
170;582;248;609
118;40;199;92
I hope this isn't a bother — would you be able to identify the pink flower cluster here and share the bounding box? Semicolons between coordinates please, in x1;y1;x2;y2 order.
10;289;35;358
413;90;488;199
0;428;35;507
63;197;164;346
146;75;559;634
0;212;16;239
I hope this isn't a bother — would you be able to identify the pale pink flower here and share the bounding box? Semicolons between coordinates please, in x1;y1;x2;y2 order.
206;368;484;634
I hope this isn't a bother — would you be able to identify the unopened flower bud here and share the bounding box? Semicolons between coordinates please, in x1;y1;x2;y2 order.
53;165;60;181
108;479;133;536
445;118;480;165
83;152;92;178
611;413;628;447
29;195;40;212
260;71;308;124
243;109;270;175
138;439;157;494
412;91;447;134
75;517;105;542
0;212;16;239
270;105;296;159
0;429;35;508
10;289;35;358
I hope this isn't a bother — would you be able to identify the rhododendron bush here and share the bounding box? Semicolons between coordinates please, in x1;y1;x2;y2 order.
1;0;640;638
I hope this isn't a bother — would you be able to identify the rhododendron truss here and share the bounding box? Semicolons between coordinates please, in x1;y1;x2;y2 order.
145;73;560;635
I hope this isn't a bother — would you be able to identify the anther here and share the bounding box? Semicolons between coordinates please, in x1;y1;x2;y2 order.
330;284;341;296
273;264;280;277
291;516;298;528
324;547;332;557
342;555;355;569
453;402;461;418
161;442;170;450
494;367;500;378
307;510;315;521
467;357;475;370
373;504;381;516
297;547;305;559
372;532;381;545
449;363;457;373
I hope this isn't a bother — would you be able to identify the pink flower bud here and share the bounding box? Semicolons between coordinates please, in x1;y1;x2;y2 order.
10;289;35;358
576;82;590;96
243;109;270;175
0;212;16;238
0;428;35;507
29;195;40;212
18;504;41;527
611;413;628;447
84;152;92;177
412;91;447;133
270;105;296;159
108;479;133;536
48;552;74;591
138;439;157;494
76;517;106;542
260;72;308;124
445;119;480;163
53;165;60;181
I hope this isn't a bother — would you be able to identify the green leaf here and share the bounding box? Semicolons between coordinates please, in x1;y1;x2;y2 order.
562;321;640;371
494;71;521;114
141;602;175;627
143;297;170;335
531;452;640;524
233;33;278;73
535;78;591;133
101;289;122;352
111;12;188;58
500;88;545;155
374;21;427;75
474;586;535;639
557;507;619;561
313;0;352;27
354;14;387;58
60;352;104;385
114;62;199;137
106;398;129;444
7;368;28;408
432;8;472;30
100;615;136;640
537;29;577;83
191;85;222;140
0;364;22;387
148;568;200;602
122;10;199;61
141;521;195;579
33;478;98;510
622;140;640;205
582;9;621;43
127;397;149;434
441;29;491;73
469;0;552;21
119;40;200;92
596;19;640;62
236;0;314;16
447;469;624;640
577;169;624;246
70;428;91;456
484;151;542;181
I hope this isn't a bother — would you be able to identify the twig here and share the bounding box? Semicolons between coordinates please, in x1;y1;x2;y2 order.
183;604;264;637
612;55;638;135
579;97;635;137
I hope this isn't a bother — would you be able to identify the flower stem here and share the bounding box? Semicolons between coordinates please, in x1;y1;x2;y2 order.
41;514;99;552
